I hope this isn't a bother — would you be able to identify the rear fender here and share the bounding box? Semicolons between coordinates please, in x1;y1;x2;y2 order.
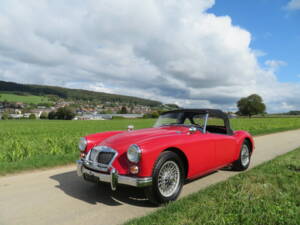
233;131;254;160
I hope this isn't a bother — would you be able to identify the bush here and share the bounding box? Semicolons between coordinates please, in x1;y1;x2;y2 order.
40;112;48;119
151;111;160;118
143;111;160;118
48;111;56;120
119;106;128;114
29;114;36;120
1;112;9;120
56;107;75;120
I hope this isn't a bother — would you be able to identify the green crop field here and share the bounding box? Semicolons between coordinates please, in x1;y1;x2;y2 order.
0;93;51;104
1;117;300;175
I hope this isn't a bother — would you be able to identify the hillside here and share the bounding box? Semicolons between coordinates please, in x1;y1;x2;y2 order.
0;80;161;107
0;93;51;104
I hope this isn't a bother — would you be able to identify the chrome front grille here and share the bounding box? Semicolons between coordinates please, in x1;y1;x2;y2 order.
97;151;115;164
85;146;118;172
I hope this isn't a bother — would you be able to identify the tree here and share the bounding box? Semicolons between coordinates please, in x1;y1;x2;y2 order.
55;107;75;120
48;111;56;120
143;111;160;118
120;106;128;114
151;111;160;118
29;114;36;119
237;94;266;118
1;112;9;120
40;112;48;119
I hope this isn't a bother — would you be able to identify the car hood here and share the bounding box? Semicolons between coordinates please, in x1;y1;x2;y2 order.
100;126;187;153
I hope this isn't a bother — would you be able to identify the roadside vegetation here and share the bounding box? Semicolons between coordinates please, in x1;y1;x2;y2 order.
1;117;300;175
125;148;300;225
230;117;300;135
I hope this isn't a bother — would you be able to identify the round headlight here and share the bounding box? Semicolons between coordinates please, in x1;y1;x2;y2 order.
127;144;142;163
78;137;87;152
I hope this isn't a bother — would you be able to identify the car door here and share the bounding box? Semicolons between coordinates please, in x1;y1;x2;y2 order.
205;117;237;167
179;114;216;178
183;132;216;177
209;133;236;167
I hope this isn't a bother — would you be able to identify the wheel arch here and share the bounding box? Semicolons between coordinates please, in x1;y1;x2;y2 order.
163;147;189;178
244;137;253;154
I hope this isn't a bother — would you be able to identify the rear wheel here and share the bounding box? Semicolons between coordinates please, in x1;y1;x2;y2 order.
145;151;184;205
232;140;251;171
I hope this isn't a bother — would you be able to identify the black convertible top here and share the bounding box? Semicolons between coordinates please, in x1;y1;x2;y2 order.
161;109;233;135
161;108;228;119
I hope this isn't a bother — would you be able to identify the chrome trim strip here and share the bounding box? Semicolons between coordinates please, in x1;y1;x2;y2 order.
77;160;152;188
118;175;153;187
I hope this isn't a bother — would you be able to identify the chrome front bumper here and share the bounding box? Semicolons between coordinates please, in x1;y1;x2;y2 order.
76;160;152;190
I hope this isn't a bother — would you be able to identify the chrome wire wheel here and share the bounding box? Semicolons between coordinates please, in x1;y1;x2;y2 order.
241;144;250;167
157;161;180;197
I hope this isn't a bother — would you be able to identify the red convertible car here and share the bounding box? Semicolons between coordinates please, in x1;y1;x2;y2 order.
77;109;254;204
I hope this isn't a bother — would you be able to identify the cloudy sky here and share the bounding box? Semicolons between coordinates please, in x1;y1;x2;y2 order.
0;0;299;112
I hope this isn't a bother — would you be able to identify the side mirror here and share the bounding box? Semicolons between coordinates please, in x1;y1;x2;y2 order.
189;127;197;134
128;125;134;132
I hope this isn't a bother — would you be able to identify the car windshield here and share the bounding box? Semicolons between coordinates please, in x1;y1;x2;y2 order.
154;111;207;128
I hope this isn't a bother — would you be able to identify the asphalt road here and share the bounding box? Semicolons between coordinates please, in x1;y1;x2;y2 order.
1;129;300;225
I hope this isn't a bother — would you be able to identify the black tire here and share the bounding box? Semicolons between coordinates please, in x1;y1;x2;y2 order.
232;140;251;171
144;151;185;205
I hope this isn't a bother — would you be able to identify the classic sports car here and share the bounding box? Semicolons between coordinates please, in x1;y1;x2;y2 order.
77;109;254;204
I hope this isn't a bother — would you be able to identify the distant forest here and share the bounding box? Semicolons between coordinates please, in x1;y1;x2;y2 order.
0;80;162;106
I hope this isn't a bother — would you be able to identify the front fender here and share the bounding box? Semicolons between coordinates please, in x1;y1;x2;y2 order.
137;135;187;177
84;131;124;153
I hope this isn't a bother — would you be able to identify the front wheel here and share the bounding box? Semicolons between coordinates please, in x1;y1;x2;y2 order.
145;151;184;205
232;140;251;171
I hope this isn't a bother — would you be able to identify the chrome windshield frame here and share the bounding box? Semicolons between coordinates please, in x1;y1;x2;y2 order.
203;113;209;134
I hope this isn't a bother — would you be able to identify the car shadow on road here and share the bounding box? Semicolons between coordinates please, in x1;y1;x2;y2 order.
50;171;155;208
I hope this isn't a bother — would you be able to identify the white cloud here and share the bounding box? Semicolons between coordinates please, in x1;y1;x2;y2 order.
285;0;300;10
0;0;299;113
253;49;267;57
265;60;287;72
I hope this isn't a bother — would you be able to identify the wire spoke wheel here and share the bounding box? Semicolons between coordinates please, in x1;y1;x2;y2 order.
241;144;250;167
157;161;180;197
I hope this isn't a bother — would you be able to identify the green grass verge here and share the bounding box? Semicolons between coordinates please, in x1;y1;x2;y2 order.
1;117;300;175
0;153;78;174
125;148;300;225
230;117;300;136
0;93;51;104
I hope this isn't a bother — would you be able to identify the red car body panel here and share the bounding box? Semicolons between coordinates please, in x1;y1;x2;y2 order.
83;126;254;180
